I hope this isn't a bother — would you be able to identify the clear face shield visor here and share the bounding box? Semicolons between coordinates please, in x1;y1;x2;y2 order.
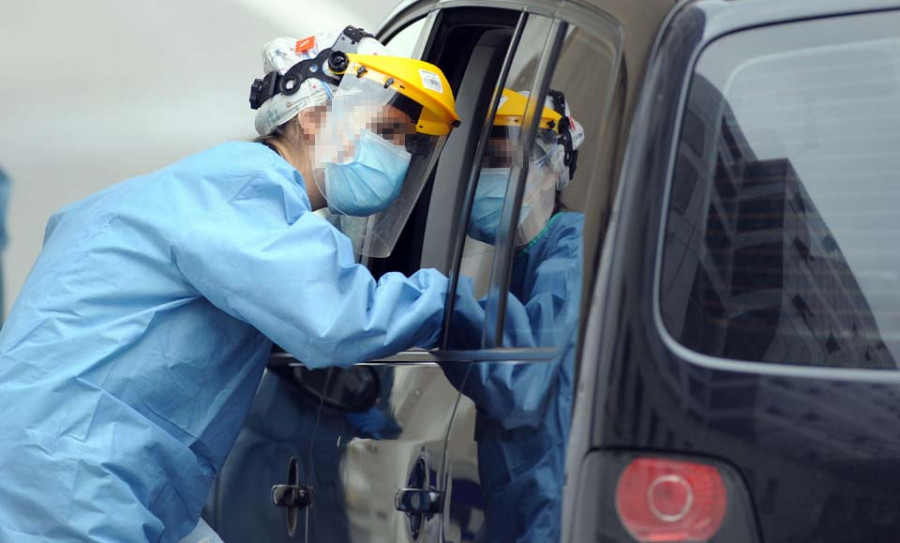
467;127;563;247
312;59;456;258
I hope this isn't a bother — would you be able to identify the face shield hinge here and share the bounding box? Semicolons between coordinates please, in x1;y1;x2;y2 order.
249;48;345;110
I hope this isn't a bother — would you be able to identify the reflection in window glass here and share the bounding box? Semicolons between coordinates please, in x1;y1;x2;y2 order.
661;13;900;369
446;18;622;543
458;16;554;300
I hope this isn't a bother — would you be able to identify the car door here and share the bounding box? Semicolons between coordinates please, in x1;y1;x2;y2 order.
296;5;628;541
430;5;628;542
298;7;549;543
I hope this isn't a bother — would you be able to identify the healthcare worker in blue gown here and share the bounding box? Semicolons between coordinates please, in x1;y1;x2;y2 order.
445;90;585;543
0;27;465;543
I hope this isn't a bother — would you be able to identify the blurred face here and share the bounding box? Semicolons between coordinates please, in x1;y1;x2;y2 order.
481;128;552;171
366;105;416;148
297;106;327;140
323;105;417;161
483;135;518;169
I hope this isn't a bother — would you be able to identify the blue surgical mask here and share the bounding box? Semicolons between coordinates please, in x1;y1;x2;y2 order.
325;130;412;216
467;168;508;244
468;167;546;245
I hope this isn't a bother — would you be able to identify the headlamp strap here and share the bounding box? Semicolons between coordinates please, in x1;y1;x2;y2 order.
249;27;376;110
546;90;578;180
336;26;375;47
249;48;343;110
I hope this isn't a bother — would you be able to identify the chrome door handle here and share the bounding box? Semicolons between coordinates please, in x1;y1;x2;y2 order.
395;488;443;516
271;483;313;509
271;457;313;537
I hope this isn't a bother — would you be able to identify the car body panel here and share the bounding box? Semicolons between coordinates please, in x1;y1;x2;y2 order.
567;1;900;542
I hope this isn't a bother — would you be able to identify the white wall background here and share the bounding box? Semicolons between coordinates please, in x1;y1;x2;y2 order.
0;0;399;316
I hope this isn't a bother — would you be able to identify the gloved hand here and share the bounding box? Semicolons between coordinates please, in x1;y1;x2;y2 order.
347;408;402;440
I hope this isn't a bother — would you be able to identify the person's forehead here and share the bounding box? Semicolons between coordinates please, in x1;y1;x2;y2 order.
366;104;413;123
487;135;519;153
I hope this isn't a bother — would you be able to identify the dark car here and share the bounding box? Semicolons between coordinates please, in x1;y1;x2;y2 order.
203;0;900;542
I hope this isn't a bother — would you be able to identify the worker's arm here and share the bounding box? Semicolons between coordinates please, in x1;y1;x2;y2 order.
443;213;584;428
172;173;454;370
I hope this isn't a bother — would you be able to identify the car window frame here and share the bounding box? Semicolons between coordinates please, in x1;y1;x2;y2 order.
651;7;900;381
263;7;561;370
370;2;628;365
371;7;565;365
436;6;627;359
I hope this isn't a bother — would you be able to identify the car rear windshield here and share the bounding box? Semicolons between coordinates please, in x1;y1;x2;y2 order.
660;11;900;369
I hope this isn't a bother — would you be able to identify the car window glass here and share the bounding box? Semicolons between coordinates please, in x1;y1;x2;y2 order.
458;15;555;302
442;16;624;543
498;23;621;349
456;20;620;349
660;12;900;369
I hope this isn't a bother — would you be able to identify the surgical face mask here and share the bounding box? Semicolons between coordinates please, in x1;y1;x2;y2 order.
467;160;559;246
467;168;534;245
324;129;412;216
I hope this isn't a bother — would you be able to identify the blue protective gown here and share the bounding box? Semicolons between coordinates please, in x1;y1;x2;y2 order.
0;142;449;543
447;211;584;543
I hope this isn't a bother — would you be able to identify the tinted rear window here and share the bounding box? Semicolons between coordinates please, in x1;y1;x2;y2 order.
660;11;900;369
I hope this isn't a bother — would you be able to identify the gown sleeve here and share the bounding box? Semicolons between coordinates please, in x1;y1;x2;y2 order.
172;173;449;369
445;213;585;429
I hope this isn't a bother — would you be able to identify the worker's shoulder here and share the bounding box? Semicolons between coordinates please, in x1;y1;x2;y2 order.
172;141;306;199
169;141;276;180
45;143;273;226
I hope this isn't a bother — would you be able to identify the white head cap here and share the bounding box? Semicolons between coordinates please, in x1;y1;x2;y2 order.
516;91;585;245
254;28;390;136
533;91;585;192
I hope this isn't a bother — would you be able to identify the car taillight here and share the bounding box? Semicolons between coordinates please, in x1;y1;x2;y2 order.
570;451;759;543
615;458;727;542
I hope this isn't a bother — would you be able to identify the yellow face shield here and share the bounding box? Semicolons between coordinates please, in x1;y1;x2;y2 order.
312;54;460;258
492;88;564;133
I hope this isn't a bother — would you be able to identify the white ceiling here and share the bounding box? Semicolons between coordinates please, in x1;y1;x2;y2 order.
0;0;399;314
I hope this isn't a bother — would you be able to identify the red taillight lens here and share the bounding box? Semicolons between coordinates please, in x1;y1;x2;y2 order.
615;457;727;542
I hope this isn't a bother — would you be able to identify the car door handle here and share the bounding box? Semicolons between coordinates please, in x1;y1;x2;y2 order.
271;457;313;537
271;483;313;509
395;488;443;515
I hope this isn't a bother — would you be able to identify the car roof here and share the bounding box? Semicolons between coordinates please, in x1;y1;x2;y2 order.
383;0;900;28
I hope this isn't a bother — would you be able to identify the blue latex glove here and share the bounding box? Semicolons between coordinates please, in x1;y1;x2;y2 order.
347;408;403;440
